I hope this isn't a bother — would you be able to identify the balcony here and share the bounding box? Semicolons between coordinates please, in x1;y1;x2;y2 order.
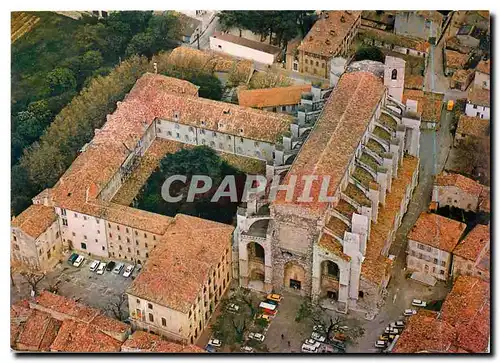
379;112;398;130
366;139;385;157
373;126;392;142
352;166;375;189
345;183;371;207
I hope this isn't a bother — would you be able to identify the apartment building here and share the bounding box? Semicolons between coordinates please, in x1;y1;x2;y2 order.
11;204;62;271
452;224;490;281
126;215;233;345
406;212;466;281
465;83;490;120
235;58;422;316
297;11;361;78
432;172;485;211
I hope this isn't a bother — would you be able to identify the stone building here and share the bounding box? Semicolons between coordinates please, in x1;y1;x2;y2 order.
11;204;62;271
406;212;466;282
465;83;490;120
296;11;361;78
473;59;490;90
234;59;421;316
394;11;444;44
126;215;233;345
443;49;469;77
237;84;312;114
454;114;489;146
452;224;490;281
432;172;485;212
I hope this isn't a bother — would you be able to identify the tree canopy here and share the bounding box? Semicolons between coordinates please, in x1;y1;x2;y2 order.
353;46;386;63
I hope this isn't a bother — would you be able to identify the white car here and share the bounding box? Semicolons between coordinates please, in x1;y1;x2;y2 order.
304;339;321;348
73;255;85;267
311;331;326;342
208;338;221;347
122;265;135;278
404;309;417;316
375;340;387;348
89;260;100;272
313;325;324;332
227;303;240;313
113;262;124;274
395;320;405;328
248;332;265;342
412;299;427;307
96;262;106;275
301;343;318;353
240;346;254;353
384;327;399;335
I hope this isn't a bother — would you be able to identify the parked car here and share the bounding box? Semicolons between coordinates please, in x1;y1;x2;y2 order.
208;338;222;347
266;293;283;303
73;255;85;267
106;261;116;271
389;323;402;333
97;262;106;275
331;341;346;350
395;320;405;328
240;346;254;353
379;335;389;341
404;309;417;316
205;345;217;353
313;325;324;332
123;265;134;278
375;340;387;348
333;332;347;342
248;332;265;342
89;260;100;272
113;262;124;274
412;299;426;307
67;253;79;265
227;303;240;313
301;343;318;353
304;339;321;348
311;332;326;342
384;327;399;335
256;314;272;322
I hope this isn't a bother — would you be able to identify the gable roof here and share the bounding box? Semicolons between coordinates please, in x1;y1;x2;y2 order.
12;204;57;239
408;212;466;252
453;224;489;262
435;172;484;196
467;84;490;107
211;32;281;55
238;85;311;108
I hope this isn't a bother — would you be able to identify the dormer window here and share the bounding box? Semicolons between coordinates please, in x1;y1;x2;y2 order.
223;109;230;115
218;121;224;128
201;120;206;126
239;128;244;134
174;112;179;120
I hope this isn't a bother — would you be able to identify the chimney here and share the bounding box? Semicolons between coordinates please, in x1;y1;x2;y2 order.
341;15;346;23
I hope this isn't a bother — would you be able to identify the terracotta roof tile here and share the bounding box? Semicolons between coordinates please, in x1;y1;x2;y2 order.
451;69;473;83
456;115;489;138
298;11;361;57
12;204;57;239
467;84;490;107
50;320;122;352
359;26;430;52
238;85;311;108
35;291;100;323
16;310;61;351
476;59;490;75
212;31;281;55
408;212;466;253
362;155;419;284
318;233;351;261
478;186;490;213
402;90;443;122
273;71;385;214
121;331;204;353
445;50;469;69
127;214;233;313
453;224;489;262
435;172;483;196
393;310;456;353
445;36;473;54
404;75;424;90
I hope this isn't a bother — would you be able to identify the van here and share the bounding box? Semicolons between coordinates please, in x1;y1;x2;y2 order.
301;343;317;353
447;100;454;111
113;262;124;274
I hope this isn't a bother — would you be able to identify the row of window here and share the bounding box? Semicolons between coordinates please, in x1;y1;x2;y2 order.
410;248;446;267
164;120;244;134
162;128;261;147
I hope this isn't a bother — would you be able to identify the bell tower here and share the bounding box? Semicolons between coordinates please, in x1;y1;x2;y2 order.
384;56;405;102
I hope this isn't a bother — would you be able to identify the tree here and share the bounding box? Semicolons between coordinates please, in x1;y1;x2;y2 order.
454;138;490;185
46;68;77;96
353;46;386;63
163;66;223;100
106;294;128;321
125;32;155;57
81;50;104;71
19;269;45;295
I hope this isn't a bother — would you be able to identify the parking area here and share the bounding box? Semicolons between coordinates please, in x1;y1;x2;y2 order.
11;252;137;315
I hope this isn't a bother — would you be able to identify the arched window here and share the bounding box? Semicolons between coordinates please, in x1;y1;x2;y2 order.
391;69;397;80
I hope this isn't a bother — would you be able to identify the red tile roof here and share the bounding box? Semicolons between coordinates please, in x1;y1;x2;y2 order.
127;214;233;313
468;84;490;107
441;276;490;353
238;85;311;108
318;233;351;262
453;224;489;261
273;71;385;214
298;11;361;57
445;50;469;69
121;331;205;353
408;212;466;253
16;310;61;351
456;115;490;139
478;186;490;213
476;59;490;75
50;320;122;352
435;172;484;196
11;204;57;239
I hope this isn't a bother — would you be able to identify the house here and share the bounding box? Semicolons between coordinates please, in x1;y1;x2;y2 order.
456;24;483;48
450;69;474;91
444;50;469;76
126;214;234;345
432;172;485;211
296;11;361;78
209;31;282;65
238;84;312;113
454;115;489;146
444;35;474;54
406;212;466;281
461;10;490;31
394;11;444;44
11;204;62;272
393;275;489;353
361;10;395;31
465;84;490;119
121;331;204;353
177;13;202;44
452;224;490;281
359;26;430;58
285;38;302;72
473;59;490;90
